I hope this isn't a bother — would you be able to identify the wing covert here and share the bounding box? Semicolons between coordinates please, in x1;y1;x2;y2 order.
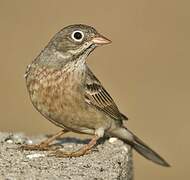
84;67;128;121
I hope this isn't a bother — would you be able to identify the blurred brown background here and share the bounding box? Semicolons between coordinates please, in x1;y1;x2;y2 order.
0;0;188;179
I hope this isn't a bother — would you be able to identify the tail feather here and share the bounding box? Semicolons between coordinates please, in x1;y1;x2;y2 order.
132;134;170;167
111;127;170;167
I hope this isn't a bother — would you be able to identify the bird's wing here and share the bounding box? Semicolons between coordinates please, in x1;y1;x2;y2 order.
84;67;128;121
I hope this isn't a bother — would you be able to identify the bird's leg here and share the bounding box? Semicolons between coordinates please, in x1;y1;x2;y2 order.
20;129;68;151
49;135;99;157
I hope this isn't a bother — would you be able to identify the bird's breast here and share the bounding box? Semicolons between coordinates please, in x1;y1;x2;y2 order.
26;65;87;120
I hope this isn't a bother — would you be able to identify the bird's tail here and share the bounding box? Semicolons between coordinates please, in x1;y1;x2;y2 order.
110;127;170;167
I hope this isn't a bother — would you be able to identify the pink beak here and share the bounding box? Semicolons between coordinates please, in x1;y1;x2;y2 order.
91;35;112;45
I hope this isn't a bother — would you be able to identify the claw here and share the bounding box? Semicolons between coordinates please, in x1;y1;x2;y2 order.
19;130;68;152
20;144;53;151
48;149;90;158
48;135;99;158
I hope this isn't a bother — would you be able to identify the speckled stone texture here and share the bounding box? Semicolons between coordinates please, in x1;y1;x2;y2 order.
0;132;133;180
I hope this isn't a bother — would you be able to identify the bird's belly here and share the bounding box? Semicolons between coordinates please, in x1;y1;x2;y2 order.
28;79;112;134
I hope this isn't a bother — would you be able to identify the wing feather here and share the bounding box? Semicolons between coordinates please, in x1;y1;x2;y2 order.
84;67;128;121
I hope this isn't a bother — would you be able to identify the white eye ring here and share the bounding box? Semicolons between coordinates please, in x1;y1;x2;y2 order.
71;30;84;42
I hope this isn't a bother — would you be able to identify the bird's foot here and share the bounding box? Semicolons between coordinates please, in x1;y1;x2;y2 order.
20;130;68;151
48;135;98;158
20;142;56;151
48;147;91;158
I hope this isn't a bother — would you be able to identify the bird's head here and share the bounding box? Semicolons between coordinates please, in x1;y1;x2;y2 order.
48;24;111;61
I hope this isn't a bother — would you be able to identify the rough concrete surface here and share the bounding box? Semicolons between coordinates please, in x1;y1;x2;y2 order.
0;132;133;180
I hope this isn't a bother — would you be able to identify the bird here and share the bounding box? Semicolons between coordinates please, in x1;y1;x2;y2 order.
22;24;170;167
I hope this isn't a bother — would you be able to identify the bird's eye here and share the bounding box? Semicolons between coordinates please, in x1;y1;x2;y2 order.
71;31;84;42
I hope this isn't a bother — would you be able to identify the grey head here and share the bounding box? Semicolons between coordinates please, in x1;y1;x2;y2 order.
43;24;111;65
